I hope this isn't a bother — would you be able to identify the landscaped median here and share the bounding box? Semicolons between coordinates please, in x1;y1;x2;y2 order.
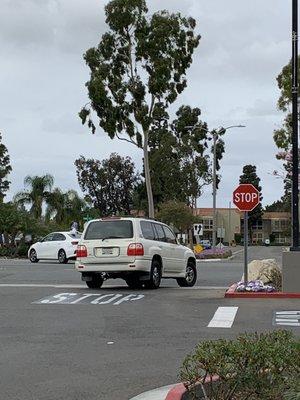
195;249;232;260
132;331;300;400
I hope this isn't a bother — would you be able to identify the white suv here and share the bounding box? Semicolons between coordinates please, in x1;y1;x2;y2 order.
75;217;197;289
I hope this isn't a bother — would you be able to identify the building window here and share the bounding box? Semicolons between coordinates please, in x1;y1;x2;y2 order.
203;218;213;230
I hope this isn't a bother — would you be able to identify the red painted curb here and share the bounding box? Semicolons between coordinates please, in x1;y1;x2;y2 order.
225;284;300;299
165;376;219;399
165;383;186;400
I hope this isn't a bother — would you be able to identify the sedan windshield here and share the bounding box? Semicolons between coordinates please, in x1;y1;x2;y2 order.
84;220;133;240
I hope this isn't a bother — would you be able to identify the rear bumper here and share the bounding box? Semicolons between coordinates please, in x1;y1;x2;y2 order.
75;258;151;273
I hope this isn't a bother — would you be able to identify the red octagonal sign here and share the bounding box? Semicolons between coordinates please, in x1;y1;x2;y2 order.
233;184;260;212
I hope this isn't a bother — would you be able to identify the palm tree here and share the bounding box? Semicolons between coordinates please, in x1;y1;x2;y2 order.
46;189;86;225
14;174;54;219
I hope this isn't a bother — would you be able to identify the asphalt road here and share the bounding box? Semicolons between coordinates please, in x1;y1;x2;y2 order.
0;246;299;400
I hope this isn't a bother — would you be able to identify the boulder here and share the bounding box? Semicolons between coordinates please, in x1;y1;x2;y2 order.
248;259;281;283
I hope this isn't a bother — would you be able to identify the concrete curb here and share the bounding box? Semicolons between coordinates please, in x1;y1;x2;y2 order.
130;377;219;399
225;283;300;299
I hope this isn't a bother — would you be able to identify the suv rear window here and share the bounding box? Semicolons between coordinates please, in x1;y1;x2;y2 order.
84;220;133;240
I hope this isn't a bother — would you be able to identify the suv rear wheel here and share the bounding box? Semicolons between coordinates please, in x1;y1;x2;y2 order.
145;259;161;289
86;275;104;289
177;261;197;287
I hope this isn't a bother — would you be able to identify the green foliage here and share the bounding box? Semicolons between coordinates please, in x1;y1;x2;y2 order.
46;189;86;225
272;58;300;209
80;0;200;216
0;132;12;202
239;165;263;239
148;106;212;207
156;201;195;232
265;199;290;212
75;153;140;216
14;174;54;219
181;330;300;400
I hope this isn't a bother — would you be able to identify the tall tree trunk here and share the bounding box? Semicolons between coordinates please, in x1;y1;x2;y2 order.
143;131;155;218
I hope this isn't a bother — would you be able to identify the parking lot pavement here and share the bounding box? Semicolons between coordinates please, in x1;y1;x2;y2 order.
0;246;296;400
1;281;299;400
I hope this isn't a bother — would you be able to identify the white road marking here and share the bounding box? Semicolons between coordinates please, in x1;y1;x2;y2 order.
208;306;239;328
33;292;145;305
274;311;300;327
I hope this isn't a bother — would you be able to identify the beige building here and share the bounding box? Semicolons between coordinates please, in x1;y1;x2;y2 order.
194;208;291;245
193;207;241;244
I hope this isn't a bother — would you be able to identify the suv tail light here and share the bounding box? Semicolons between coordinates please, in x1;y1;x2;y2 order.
76;245;87;258
127;243;144;256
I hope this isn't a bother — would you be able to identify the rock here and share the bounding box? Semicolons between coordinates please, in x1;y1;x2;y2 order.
248;259;281;284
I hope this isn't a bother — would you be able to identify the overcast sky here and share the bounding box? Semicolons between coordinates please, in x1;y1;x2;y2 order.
0;0;293;208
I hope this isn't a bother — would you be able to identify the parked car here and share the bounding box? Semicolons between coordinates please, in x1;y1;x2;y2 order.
75;217;197;290
28;231;81;264
199;240;211;249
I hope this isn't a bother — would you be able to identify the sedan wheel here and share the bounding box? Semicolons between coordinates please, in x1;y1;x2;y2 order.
29;249;39;263
58;249;68;264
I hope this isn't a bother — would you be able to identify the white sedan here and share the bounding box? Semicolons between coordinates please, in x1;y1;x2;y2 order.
28;231;81;264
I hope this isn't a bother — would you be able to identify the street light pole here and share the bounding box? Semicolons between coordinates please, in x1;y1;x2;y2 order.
291;0;300;250
212;131;218;251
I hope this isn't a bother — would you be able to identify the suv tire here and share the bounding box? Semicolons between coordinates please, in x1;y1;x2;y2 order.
177;261;197;287
145;259;161;289
86;275;104;289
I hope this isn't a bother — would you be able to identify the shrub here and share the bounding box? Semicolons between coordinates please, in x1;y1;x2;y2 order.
180;330;300;400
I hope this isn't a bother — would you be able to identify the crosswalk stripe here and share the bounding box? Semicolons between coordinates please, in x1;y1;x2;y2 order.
208;306;238;328
274;311;300;327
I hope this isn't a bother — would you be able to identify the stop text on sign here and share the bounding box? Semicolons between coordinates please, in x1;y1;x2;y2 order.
233;192;258;203
233;183;260;212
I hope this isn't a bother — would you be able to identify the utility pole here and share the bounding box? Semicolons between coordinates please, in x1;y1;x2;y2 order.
212;131;217;252
291;0;300;250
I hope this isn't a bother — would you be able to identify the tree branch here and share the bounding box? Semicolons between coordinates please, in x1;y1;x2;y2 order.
116;133;138;147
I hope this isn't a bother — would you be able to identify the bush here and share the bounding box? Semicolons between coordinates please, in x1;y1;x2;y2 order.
0;247;14;257
180;330;300;400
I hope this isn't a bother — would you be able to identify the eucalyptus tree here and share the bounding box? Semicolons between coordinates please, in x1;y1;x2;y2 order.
79;0;200;217
0;132;12;202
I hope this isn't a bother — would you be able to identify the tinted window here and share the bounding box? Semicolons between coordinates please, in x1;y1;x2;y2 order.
84;220;133;240
140;221;156;240
53;233;66;241
163;226;177;244
153;224;166;242
42;233;55;242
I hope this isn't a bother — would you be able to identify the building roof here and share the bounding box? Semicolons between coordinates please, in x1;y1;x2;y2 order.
193;208;241;217
263;212;291;219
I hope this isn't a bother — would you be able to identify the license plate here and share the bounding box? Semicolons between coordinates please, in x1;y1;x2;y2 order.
102;248;114;255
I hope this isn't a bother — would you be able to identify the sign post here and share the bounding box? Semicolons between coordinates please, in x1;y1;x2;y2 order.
233;184;260;284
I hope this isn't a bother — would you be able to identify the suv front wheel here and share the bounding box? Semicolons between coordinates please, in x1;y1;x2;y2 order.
177;261;197;287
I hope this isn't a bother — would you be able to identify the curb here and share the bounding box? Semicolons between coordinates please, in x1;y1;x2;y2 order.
225;283;300;299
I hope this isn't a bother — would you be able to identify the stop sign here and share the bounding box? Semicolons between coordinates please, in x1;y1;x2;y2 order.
233;184;260;212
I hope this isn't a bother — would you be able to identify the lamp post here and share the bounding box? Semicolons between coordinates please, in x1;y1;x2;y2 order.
291;0;300;251
186;124;245;252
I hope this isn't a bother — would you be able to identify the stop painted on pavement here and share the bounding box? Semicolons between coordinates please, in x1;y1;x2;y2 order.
33;292;145;306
